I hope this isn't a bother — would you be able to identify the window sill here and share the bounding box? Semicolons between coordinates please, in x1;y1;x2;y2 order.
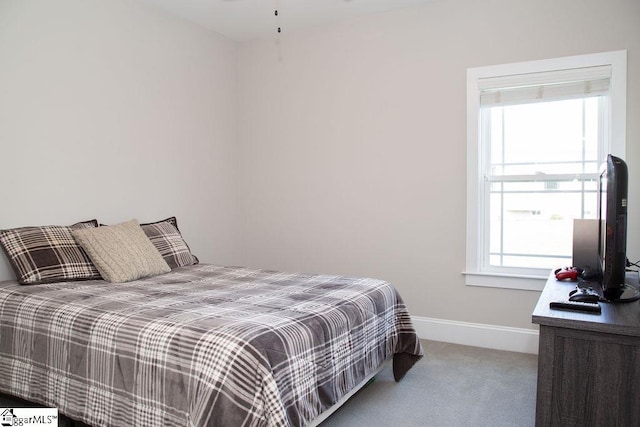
462;271;548;291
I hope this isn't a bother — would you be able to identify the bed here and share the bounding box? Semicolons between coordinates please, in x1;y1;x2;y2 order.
0;218;423;426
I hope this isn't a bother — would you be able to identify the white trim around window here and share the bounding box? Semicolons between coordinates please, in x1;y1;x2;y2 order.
464;51;627;291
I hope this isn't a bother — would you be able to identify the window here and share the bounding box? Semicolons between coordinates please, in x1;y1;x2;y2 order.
466;51;627;290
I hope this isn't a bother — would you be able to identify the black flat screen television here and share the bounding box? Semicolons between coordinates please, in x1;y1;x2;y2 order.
598;154;639;302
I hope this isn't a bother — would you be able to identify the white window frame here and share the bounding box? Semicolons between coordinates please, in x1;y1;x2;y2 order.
465;51;627;291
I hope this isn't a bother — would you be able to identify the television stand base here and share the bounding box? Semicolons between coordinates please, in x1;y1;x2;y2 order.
606;283;640;303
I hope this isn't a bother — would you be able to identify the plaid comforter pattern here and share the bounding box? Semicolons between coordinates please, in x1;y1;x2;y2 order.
0;264;423;426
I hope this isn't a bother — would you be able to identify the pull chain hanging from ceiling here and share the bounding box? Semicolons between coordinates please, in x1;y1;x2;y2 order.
274;0;283;63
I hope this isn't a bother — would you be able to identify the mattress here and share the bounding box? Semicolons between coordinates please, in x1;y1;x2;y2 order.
0;264;423;426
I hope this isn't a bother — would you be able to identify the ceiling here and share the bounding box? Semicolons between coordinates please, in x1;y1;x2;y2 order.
140;0;435;42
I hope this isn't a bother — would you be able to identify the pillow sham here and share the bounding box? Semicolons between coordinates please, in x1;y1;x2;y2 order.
0;220;101;285
140;217;198;269
72;219;170;283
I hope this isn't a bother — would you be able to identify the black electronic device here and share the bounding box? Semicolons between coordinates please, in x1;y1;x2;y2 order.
569;286;601;303
597;155;640;302
549;300;601;314
580;266;600;280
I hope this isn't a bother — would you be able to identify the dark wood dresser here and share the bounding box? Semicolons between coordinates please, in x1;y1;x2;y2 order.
532;273;640;426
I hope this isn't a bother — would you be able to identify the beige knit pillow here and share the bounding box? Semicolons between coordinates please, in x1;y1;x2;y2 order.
72;219;170;283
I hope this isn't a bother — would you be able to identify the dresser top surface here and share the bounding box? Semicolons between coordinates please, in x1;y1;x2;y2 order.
532;272;640;336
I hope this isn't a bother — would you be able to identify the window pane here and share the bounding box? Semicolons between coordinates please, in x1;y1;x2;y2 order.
489;98;601;176
489;192;593;269
489;192;502;254
584;99;600;165
584;192;597;218
490;109;504;166
485;94;604;271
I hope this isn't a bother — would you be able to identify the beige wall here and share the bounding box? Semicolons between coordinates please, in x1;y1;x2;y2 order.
237;0;640;329
0;0;241;279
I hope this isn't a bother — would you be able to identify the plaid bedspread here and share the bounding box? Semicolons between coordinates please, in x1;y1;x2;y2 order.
0;264;423;426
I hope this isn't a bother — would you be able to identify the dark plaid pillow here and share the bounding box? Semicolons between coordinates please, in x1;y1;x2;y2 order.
140;217;198;269
0;220;102;285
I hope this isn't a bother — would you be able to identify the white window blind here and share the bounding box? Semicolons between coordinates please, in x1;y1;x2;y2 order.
479;65;611;107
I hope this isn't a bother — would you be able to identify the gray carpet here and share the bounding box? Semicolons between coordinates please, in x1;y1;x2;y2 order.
320;340;538;427
0;340;538;427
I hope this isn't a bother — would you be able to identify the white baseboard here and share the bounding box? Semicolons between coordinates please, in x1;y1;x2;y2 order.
412;315;539;355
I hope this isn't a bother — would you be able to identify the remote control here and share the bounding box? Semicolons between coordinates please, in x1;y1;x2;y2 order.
549;300;601;314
